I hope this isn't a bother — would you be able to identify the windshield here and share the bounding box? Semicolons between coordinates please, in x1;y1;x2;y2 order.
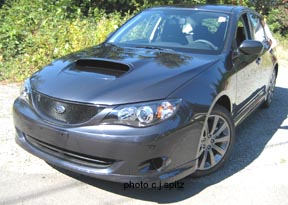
108;9;230;53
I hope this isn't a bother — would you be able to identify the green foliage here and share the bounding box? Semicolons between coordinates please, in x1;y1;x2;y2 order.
247;1;288;37
0;0;128;81
0;0;287;82
267;6;288;37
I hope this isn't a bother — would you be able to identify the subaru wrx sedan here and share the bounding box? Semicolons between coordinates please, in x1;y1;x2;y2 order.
13;5;278;184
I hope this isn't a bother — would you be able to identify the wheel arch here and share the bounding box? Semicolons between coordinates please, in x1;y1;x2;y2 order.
214;95;232;113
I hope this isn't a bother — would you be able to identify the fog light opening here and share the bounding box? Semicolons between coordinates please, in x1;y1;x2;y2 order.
138;157;170;174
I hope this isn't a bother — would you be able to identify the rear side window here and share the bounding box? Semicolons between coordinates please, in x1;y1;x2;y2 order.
248;13;267;43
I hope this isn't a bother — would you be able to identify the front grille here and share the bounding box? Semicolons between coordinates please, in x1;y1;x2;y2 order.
32;91;103;124
26;135;115;168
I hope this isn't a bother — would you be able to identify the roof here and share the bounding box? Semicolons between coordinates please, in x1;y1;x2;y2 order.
148;5;249;14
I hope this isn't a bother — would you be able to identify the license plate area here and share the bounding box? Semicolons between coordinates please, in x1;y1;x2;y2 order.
25;125;69;148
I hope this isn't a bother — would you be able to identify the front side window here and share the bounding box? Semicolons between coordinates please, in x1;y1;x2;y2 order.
235;14;251;47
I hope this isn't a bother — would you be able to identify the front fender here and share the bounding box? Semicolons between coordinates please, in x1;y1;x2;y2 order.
169;60;237;159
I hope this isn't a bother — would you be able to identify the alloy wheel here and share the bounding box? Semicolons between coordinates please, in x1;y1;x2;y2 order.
266;69;276;105
198;114;231;171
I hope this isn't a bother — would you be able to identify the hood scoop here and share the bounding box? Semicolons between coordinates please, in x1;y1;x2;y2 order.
74;59;130;78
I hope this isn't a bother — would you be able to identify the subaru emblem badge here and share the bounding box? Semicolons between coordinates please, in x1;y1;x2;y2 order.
54;104;66;114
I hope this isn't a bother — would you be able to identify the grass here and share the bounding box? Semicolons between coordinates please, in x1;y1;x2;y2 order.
274;34;288;61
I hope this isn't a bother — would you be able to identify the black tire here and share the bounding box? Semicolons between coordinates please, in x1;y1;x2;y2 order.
262;69;277;108
192;105;235;177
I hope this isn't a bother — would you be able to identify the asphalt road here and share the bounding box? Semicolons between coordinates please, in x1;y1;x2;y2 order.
0;60;287;205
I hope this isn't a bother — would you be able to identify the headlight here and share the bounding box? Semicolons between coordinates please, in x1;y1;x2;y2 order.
19;79;31;102
101;99;182;127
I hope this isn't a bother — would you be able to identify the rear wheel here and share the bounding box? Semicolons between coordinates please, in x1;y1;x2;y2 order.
192;105;235;177
262;69;276;108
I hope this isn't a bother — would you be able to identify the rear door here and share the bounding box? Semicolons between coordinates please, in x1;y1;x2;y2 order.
247;12;274;93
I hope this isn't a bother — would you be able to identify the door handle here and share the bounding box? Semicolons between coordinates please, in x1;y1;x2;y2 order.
256;57;262;65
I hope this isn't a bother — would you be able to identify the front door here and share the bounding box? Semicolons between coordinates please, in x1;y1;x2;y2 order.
233;13;264;120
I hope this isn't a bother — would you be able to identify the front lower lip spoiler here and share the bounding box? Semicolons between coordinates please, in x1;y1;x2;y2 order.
15;129;197;184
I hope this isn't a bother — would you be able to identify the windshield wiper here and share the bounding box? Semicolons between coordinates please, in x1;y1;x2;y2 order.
105;42;121;48
135;45;174;52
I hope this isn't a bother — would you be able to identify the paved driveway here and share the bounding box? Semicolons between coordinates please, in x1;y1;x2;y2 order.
1;60;288;205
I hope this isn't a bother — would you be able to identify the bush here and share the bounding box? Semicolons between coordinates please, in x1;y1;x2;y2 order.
0;0;129;82
0;0;287;82
267;6;288;37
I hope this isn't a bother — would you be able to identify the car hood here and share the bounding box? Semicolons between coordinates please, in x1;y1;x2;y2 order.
30;44;220;105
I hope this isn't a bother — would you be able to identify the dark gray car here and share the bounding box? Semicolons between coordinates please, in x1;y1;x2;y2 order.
13;5;278;186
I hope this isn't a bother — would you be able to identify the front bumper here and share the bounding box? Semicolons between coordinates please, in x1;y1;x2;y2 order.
13;98;203;184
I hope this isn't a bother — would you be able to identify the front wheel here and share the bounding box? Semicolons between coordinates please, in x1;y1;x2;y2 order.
192;105;235;177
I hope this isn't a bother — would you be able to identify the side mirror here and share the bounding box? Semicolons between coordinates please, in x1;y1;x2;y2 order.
239;40;264;55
